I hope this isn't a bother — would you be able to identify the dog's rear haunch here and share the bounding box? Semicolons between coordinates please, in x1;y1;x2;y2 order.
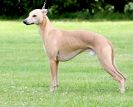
23;9;126;93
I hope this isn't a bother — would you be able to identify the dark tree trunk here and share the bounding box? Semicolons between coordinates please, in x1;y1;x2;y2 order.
114;1;126;13
104;0;127;13
0;0;4;14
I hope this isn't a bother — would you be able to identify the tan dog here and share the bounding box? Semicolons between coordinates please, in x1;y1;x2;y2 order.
23;9;126;93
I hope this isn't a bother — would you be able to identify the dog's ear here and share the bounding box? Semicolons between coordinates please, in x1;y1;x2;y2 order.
42;9;48;15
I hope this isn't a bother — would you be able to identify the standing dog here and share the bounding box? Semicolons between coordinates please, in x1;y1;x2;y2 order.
23;9;126;93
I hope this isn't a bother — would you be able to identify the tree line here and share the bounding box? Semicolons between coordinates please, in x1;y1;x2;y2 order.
0;0;133;18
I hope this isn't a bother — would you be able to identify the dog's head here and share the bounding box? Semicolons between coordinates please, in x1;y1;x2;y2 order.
23;9;48;25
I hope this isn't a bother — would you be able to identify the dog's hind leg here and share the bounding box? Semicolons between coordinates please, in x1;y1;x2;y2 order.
96;45;126;93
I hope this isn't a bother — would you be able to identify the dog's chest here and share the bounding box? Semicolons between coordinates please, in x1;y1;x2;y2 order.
57;49;82;61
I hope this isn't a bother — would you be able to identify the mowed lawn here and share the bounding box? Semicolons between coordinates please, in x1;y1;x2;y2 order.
0;20;133;107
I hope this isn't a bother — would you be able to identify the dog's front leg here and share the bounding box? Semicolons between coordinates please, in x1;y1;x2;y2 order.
49;59;59;92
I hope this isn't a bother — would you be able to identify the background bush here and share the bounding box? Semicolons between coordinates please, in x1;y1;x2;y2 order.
0;0;133;20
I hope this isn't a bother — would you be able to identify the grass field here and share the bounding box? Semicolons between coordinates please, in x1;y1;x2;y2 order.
0;20;133;107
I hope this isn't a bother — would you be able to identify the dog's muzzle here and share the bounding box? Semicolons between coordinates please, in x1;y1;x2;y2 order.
23;19;33;25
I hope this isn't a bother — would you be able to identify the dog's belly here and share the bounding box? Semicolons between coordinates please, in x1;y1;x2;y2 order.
57;49;83;61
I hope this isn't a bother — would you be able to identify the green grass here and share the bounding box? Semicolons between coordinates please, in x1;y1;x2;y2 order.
0;20;133;107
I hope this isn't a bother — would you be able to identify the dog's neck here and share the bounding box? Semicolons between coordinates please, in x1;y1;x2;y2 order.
39;16;54;41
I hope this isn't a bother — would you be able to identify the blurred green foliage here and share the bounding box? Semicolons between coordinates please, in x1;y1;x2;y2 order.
0;0;133;19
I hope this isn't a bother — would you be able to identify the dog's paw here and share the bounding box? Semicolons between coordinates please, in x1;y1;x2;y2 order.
119;87;126;94
50;86;58;92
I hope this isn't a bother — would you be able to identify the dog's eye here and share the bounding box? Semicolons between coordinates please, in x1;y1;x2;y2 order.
33;15;37;17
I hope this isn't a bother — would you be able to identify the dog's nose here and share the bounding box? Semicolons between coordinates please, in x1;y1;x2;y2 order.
23;19;27;25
